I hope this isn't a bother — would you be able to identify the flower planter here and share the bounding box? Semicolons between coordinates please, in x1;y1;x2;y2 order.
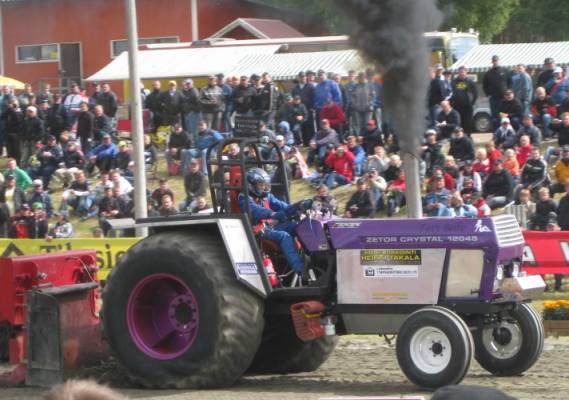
543;319;569;337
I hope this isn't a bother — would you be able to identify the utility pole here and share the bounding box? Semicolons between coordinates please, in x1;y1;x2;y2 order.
125;0;148;236
191;0;199;41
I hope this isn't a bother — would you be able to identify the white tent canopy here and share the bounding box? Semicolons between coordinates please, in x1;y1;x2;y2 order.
451;41;569;73
227;50;366;81
86;45;282;81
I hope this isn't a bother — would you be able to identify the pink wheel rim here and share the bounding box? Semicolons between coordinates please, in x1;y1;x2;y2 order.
126;273;199;360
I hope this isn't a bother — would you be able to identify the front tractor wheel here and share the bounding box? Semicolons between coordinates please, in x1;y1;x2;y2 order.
396;306;473;389
474;303;544;376
102;231;264;389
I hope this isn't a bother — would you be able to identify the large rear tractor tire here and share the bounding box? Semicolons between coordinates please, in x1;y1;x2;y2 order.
248;314;338;374
102;230;264;389
396;306;473;389
473;303;544;376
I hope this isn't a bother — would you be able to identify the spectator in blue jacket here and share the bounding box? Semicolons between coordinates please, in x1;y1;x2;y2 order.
87;133;117;174
546;68;569;107
512;64;533;115
181;120;223;174
423;175;450;217
314;70;342;114
346;135;366;177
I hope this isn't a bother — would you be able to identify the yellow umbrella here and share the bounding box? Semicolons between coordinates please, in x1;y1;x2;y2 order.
0;76;25;90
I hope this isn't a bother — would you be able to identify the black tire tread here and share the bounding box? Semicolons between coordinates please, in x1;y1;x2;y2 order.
248;314;338;374
103;230;264;389
474;303;544;376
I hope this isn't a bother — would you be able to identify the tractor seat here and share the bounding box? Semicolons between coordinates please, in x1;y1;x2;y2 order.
260;238;281;254
260;237;302;254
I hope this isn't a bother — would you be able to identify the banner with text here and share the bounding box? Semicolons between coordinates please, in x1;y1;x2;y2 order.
523;231;569;275
0;238;141;280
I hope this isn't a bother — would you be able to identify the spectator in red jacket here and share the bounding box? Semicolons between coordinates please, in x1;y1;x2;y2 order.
516;134;532;167
325;145;355;188
319;98;346;134
427;166;456;190
485;140;503;165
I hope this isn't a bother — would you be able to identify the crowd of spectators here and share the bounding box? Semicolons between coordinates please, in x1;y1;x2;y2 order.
3;56;569;287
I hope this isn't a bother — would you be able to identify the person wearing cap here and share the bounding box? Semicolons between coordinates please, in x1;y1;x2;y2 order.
360;119;383;155
0;173;26;217
314;69;342;115
496;89;523;130
113;140;133;173
28;134;62;190
27;201;49;239
435;100;461;140
483;55;512;119
530;86;556;138
448;127;474;163
62;82;86;120
428;63;448;128
231;75;257;116
17;83;34;109
319;97;346;135
21;105;45;168
87;133;118;175
424;173;450;217
482;158;514;209
307;119;339;168
324;144;356;188
457;160;482;192
546;67;569;107
344;178;374;218
199;75;223;130
512;64;532;115
98;185;128;236
312;184;338;216
159;80;183;126
93;104;112;143
493;117;517;150
54;141;84;187
450;66;478;135
26;179;53;217
179;78;201;137
421;129;444;176
439;190;477;218
538;57;556;90
292;71;316;145
281;95;308;145
275;121;294;146
517;114;541;146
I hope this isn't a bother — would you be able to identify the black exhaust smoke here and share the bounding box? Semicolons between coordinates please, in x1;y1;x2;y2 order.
339;0;442;217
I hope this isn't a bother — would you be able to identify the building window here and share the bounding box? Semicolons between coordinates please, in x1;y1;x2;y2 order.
111;37;179;58
16;44;59;63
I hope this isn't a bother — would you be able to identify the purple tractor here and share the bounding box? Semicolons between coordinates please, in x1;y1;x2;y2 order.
102;138;545;390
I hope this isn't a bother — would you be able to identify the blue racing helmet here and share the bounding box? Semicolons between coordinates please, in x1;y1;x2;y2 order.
246;168;271;198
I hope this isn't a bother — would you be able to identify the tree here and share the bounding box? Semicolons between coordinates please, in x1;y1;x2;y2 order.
500;0;569;42
437;0;519;42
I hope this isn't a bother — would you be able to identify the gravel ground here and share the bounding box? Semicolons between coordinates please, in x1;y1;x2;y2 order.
1;334;565;400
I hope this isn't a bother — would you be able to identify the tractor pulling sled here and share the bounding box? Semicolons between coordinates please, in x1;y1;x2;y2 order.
101;137;546;390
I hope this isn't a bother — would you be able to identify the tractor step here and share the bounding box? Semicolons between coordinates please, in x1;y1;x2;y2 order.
291;301;327;341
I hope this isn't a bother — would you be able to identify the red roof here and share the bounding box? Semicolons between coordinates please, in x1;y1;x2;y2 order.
210;18;305;39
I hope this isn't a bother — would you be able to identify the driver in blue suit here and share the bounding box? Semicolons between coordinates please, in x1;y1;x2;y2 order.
238;168;309;274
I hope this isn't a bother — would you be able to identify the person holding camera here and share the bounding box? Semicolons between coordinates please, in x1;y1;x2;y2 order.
364;167;386;210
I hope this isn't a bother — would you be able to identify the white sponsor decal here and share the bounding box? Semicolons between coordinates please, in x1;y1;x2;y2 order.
236;262;258;275
474;219;491;233
364;265;418;278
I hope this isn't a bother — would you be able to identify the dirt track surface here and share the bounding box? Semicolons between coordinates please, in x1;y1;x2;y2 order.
1;335;565;400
